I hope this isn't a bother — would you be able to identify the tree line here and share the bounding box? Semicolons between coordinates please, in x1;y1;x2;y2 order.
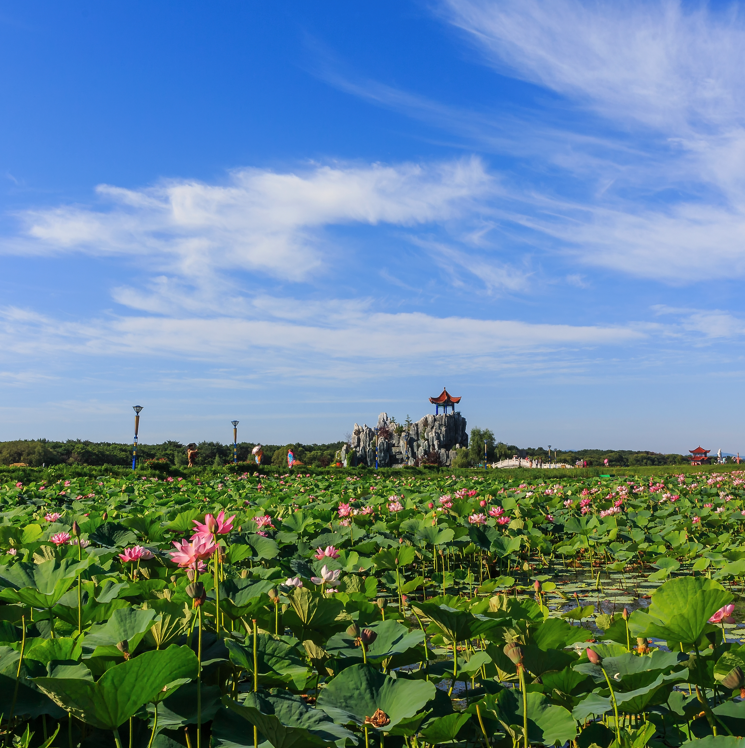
0;439;346;468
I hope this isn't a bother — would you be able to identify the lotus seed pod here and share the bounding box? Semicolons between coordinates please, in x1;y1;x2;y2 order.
186;568;197;582
721;666;744;690
268;587;278;600
360;629;377;645
503;642;523;665
72;521;81;537
347;623;360;638
240;569;249;578
116;640;129;655
186;582;204;600
586;648;602;665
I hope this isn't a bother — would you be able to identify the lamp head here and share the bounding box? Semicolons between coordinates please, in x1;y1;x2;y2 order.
133;405;143;415
231;420;239;427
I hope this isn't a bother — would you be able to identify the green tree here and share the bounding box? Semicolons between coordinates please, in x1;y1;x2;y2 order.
468;428;496;466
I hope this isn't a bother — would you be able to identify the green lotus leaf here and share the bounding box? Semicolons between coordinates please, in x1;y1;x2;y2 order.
0;557;92;608
630;576;733;645
223;690;356;748
88;522;138;548
225;634;310;690
33;644;198;730
316;663;435;730
419;712;471;743
412;602;474;643
325;619;424;663
82;607;158;654
470;689;577;746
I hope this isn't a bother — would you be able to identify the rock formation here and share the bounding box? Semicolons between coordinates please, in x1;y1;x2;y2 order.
342;412;468;467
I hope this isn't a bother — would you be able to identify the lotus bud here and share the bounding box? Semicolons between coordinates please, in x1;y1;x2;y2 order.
503;642;523;665
360;629;377;645
586;648;602;665
622;607;629;621
72;521;81;537
347;623;360;638
721;667;745;690
116;640;130;659
102;512;108;521
377;598;387;609
533;580;541;593
240;569;249;578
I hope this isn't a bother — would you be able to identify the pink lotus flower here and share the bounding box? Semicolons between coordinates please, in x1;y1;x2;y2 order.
314;545;341;561
546;514;554;522
284;577;303;588
15;482;22;489
118;546;155;563
360;506;374;515
489;507;504;517
45;513;62;522
253;515;274;530
51;532;70;546
70;538;90;548
170;536;216;569
7;548;17;556
388;500;403;512
479;499;486;507
192;510;236;540
468;513;487;525
709;604;736;624
692;516;700;524
497;516;510;525
338;503;352;517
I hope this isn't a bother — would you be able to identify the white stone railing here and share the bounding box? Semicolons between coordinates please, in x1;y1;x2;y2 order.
490;458;573;469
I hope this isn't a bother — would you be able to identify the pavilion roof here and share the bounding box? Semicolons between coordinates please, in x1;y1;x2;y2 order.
689;446;710;455
429;387;461;405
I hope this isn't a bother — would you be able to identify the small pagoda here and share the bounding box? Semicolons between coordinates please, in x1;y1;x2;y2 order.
429;387;461;415
689;446;710;465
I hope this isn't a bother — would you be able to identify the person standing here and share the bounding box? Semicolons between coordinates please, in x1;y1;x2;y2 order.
287;449;295;469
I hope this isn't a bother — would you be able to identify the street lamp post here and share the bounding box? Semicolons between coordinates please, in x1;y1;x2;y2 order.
132;406;143;470
548;444;552;464
484;440;488;468
375;427;379;470
231;420;239;464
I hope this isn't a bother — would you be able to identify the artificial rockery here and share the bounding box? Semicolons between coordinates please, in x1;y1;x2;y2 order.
342;411;468;467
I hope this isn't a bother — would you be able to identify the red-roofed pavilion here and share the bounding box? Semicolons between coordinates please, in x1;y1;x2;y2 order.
429;387;461;415
689;446;710;465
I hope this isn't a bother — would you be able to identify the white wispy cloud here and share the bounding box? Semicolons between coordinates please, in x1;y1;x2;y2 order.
0;302;643;377
8;159;491;284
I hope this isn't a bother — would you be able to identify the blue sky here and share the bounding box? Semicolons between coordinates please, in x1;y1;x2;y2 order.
1;0;744;453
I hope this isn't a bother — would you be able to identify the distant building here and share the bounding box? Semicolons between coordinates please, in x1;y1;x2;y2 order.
689;446;710;465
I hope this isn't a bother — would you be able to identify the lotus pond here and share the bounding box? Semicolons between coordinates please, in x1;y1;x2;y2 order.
2;469;745;747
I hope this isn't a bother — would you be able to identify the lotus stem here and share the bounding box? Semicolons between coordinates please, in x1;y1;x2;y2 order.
197;604;202;748
213;541;221;637
113;728;124;748
129;717;133;748
476;704;489;747
77;542;82;635
147;703;158;748
8;613;25;730
518;665;528;748
600;666;621;744
448;640;457;697
253;618;259;748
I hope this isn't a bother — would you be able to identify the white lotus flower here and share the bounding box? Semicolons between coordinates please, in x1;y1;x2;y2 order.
311;565;341;587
